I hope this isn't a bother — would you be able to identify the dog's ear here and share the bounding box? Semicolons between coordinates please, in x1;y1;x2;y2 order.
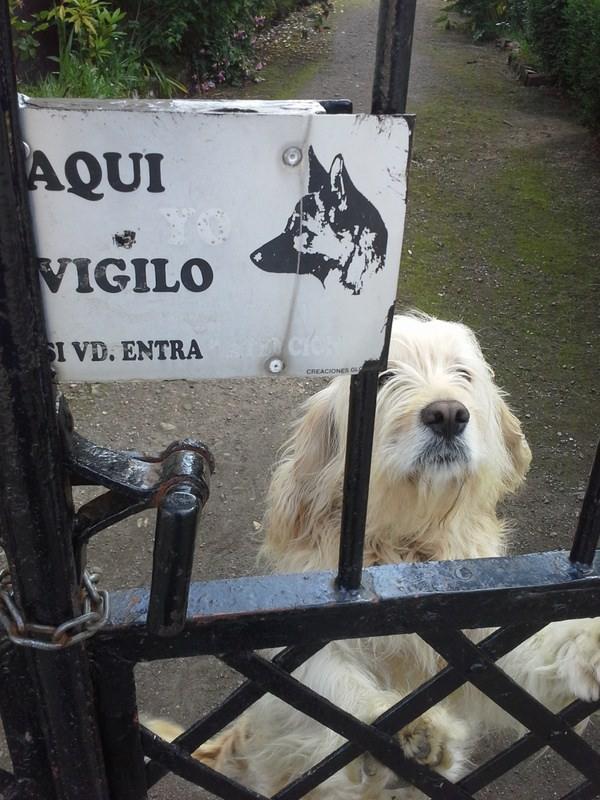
329;155;347;204
261;383;342;564
498;398;532;491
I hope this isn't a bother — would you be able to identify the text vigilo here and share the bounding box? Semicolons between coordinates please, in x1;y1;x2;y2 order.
38;257;214;294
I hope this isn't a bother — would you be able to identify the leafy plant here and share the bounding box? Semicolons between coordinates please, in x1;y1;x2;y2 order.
12;0;317;98
525;0;567;72
562;0;600;126
36;0;127;66
9;0;49;62
117;0;313;90
309;0;334;31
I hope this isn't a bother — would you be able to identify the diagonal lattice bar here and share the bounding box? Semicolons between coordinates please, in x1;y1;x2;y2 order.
222;650;476;800
145;623;539;795
460;696;600;794
422;629;600;786
271;663;463;800
141;622;599;800
0;768;16;792
561;781;599;800
141;726;270;800
145;641;325;787
272;622;542;800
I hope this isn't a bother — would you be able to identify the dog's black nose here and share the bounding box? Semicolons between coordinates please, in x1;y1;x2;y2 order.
420;401;470;439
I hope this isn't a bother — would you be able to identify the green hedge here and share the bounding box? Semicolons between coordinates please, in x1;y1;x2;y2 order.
12;0;315;97
526;0;567;73
525;0;600;126
120;0;313;88
562;0;600;125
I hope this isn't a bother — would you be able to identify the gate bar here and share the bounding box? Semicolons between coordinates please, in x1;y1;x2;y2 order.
0;2;110;797
570;439;600;567
98;550;600;662
94;655;148;800
0;643;57;797
372;0;418;115
337;0;417;590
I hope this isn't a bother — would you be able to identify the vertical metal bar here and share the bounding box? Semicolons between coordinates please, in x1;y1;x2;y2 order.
372;0;418;116
0;3;110;798
336;371;379;590
0;772;18;799
148;488;200;636
336;0;417;590
0;644;53;799
570;440;600;567
93;655;148;800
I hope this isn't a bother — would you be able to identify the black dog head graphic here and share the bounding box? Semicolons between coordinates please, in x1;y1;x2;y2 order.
250;147;388;295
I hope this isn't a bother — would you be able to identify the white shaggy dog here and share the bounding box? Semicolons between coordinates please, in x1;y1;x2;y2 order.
164;314;600;798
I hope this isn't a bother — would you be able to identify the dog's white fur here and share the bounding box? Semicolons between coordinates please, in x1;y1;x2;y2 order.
158;314;600;799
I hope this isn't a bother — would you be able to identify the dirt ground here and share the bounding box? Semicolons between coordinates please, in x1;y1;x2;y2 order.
3;0;600;796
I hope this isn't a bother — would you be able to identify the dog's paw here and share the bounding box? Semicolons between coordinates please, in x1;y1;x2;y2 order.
550;619;600;703
397;711;456;771
361;701;468;789
192;719;250;774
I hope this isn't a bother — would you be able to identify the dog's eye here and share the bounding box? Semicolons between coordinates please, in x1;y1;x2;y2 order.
456;368;472;382
378;370;394;388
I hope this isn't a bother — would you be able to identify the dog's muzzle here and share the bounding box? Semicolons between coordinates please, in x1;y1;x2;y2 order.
418;400;470;468
420;401;470;439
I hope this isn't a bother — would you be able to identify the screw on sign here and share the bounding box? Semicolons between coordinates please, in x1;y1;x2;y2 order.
282;146;303;167
268;357;285;374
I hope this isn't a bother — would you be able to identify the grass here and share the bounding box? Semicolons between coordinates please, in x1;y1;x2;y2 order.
20;49;147;98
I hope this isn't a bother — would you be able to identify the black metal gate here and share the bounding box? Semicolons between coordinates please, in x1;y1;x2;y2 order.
1;0;600;798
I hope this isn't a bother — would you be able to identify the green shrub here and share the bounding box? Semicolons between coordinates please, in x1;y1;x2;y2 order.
9;0;47;62
13;0;313;97
440;0;510;40
563;0;600;126
525;0;600;126
120;0;312;89
21;52;139;97
13;0;193;97
508;0;528;29
526;0;567;72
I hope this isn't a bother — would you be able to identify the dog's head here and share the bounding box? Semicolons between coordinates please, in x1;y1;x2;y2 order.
373;314;531;491
263;314;531;568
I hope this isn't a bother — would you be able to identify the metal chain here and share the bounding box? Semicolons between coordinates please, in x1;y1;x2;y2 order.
0;568;109;651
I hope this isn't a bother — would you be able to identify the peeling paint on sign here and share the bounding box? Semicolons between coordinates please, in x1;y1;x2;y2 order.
113;230;136;249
